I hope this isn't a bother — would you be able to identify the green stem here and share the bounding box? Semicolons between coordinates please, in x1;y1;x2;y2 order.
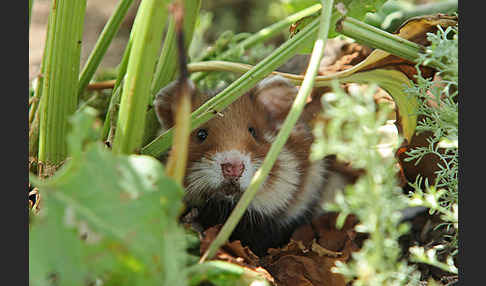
365;0;457;32
37;0;87;176
100;32;134;141
200;0;334;262
29;77;42;126
224;3;321;58
29;107;40;162
111;0;169;155
191;3;322;83
337;16;424;62
337;16;450;72
151;18;176;94
29;0;33;29
105;84;122;146
141;16;321;157
77;0;135;97
150;0;201;97
29;0;51;163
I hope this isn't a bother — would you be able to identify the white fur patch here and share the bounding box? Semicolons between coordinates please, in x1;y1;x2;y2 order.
283;161;325;224
249;147;301;219
263;132;276;143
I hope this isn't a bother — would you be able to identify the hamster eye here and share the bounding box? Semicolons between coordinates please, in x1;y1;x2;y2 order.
196;128;208;142
248;127;257;139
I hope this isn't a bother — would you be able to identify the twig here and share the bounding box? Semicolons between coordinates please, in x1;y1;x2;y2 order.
86;80;116;90
164;0;193;185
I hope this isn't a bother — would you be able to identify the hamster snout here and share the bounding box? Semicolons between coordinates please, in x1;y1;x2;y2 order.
215;151;249;181
187;150;258;198
221;161;244;179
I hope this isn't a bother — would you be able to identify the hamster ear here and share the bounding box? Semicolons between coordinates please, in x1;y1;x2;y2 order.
153;80;197;129
153;81;179;128
253;75;299;122
253;75;326;125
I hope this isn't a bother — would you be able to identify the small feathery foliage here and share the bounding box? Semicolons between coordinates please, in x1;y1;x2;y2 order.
311;81;421;285
404;24;458;272
310;24;458;284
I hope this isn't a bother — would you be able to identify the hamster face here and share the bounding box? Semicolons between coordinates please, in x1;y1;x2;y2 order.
154;76;325;223
183;93;309;218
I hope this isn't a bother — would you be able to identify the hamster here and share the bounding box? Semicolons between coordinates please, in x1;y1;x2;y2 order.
154;75;342;256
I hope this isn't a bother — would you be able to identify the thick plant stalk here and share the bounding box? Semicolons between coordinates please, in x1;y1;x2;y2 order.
200;0;335;262
337;16;424;62
141;16;321;157
77;0;135;96
151;0;201;97
111;0;169;154
37;0;87;177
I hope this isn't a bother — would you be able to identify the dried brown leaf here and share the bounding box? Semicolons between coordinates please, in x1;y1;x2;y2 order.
259;213;362;286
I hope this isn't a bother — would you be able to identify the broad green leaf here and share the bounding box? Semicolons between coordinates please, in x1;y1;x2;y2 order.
29;209;92;286
30;139;187;285
310;48;419;142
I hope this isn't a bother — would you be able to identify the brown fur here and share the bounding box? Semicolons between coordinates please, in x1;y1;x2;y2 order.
154;76;331;255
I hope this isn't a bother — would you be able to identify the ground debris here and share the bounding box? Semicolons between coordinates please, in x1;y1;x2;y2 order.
198;212;364;286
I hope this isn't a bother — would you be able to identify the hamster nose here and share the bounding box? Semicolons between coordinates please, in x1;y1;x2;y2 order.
221;162;245;179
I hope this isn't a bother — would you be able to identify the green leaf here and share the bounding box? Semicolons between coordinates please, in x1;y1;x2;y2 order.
30;113;187;285
186;261;270;286
341;68;417;142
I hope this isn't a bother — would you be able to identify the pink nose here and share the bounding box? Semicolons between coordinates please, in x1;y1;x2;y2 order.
221;162;245;179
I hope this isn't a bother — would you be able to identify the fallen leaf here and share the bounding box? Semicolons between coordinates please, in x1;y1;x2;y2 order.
311;240;343;258
260;213;362;286
396;126;443;187
197;212;364;286
199;225;261;268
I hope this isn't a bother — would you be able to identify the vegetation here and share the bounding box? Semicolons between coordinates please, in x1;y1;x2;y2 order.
405;24;458;269
29;0;458;285
311;21;458;284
